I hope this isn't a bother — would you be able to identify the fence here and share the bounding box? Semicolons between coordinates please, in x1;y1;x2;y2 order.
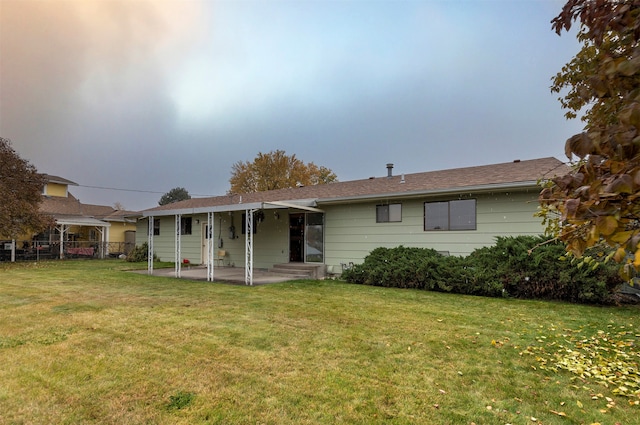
0;240;134;262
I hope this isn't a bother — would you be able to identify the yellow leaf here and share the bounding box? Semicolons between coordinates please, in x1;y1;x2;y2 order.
613;247;627;263
610;230;633;244
577;400;583;408
596;215;618;236
633;248;640;269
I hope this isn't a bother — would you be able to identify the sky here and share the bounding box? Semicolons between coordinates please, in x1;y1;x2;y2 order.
0;0;584;211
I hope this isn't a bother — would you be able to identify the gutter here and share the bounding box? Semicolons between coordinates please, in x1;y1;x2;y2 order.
141;182;540;217
316;181;540;205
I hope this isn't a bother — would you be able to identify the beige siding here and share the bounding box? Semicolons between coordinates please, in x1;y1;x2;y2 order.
136;189;544;273
44;183;67;197
135;212;290;268
324;190;543;270
107;222;136;243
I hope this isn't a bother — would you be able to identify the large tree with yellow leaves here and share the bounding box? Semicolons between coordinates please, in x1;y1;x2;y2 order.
228;150;337;194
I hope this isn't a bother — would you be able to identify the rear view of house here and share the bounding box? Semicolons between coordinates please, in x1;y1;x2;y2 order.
137;157;569;284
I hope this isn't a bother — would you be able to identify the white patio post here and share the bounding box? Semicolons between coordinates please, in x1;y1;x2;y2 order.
59;224;65;259
245;208;254;286
175;214;182;278
10;239;15;262
103;226;110;258
147;216;154;275
207;211;215;282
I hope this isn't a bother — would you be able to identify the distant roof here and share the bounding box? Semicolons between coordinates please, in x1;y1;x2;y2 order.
40;194;137;223
42;174;78;186
143;157;569;216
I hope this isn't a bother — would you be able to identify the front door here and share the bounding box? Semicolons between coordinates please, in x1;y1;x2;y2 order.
289;214;304;262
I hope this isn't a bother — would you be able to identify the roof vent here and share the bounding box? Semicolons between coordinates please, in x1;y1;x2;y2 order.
513;159;521;163
386;163;394;178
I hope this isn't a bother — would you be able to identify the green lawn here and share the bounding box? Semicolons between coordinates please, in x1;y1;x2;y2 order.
0;260;638;424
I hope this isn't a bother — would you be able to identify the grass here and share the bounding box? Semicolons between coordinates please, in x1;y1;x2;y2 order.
0;260;638;424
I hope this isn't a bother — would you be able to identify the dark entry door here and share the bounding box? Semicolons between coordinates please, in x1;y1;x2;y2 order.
289;213;304;262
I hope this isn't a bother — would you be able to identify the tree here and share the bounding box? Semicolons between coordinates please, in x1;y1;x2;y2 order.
539;0;640;279
228;150;338;194
0;137;52;238
159;187;191;206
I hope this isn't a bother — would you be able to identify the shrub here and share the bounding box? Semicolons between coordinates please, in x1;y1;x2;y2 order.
125;242;157;262
468;236;621;303
342;237;623;304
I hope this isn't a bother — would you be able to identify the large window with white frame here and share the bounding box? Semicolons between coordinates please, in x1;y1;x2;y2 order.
424;199;476;231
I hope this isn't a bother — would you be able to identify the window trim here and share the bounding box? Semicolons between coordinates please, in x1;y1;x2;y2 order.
376;203;402;223
424;199;476;231
180;217;192;235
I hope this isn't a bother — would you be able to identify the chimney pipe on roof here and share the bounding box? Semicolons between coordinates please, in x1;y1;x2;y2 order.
386;163;394;178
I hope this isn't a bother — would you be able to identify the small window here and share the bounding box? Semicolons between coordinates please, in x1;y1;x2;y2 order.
241;213;258;234
376;203;402;223
180;217;192;235
153;218;160;236
425;199;476;231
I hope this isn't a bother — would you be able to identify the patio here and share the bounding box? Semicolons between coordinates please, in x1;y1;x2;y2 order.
137;266;304;285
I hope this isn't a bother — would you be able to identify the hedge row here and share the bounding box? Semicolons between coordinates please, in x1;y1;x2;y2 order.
341;236;622;304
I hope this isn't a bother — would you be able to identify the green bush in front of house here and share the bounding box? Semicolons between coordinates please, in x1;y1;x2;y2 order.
126;242;158;263
341;236;623;304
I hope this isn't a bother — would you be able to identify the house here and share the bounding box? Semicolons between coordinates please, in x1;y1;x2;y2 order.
1;175;137;261
136;157;569;285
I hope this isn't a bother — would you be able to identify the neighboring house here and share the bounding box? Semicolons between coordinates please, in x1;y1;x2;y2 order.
137;157;570;284
1;175;137;260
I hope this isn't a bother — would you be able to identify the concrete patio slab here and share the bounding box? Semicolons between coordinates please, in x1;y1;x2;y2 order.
133;266;302;285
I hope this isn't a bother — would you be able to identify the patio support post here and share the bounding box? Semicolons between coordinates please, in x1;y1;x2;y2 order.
245;208;255;286
103;226;109;258
175;214;182;278
94;226;106;259
207;211;214;282
10;239;15;262
59;224;66;259
147;216;154;275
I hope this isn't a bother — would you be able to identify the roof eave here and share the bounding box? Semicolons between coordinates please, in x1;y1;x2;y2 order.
316;181;541;205
141;199;320;217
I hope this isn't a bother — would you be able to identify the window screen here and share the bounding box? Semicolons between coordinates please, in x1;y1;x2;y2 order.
424;199;476;231
376;204;402;222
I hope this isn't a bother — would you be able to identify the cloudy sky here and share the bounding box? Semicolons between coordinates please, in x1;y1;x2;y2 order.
1;0;583;211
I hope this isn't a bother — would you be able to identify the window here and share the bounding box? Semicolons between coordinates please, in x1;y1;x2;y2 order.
376;203;402;222
180;217;192;235
153;218;160;236
424;199;476;231
241;213;258;234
